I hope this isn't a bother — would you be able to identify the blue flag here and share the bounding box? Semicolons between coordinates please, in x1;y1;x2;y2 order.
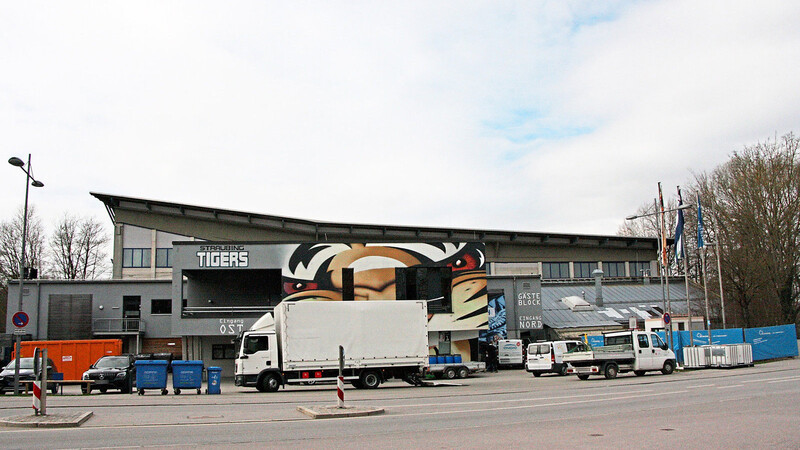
697;196;705;249
675;188;685;259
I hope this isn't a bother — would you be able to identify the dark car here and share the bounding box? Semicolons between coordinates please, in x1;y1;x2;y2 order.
0;357;59;394
82;354;136;394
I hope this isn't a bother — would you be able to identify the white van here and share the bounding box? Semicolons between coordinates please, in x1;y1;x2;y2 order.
526;340;582;376
497;339;524;367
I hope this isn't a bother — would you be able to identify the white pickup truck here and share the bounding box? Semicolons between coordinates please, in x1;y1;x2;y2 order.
562;331;676;380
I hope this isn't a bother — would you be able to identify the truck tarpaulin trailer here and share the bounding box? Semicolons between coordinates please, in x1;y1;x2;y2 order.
235;301;429;392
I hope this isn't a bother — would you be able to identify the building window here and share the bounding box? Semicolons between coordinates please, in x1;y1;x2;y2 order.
151;299;172;315
123;248;151;268
155;248;172;268
212;344;237;360
630;261;651;277
542;262;570;279
573;262;596;278
603;262;626;278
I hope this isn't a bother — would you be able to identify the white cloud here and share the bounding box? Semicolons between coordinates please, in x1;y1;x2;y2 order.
1;1;798;240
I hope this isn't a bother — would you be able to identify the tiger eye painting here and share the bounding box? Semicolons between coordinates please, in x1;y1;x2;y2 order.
280;242;488;332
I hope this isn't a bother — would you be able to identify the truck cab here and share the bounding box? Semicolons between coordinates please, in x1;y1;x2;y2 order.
235;331;281;391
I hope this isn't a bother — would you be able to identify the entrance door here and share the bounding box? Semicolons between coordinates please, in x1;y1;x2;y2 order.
123;296;141;332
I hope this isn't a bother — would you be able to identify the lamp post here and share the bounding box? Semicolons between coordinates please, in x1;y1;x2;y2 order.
626;202;692;350
8;155;44;395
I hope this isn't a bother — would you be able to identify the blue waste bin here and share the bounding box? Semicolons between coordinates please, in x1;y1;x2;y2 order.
172;360;204;395
207;367;222;395
135;360;169;395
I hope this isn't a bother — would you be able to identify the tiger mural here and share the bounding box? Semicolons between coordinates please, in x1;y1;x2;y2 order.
280;243;489;338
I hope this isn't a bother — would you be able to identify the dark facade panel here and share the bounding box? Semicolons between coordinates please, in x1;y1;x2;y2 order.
48;294;92;340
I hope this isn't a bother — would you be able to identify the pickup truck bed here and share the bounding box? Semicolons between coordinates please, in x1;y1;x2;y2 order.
561;345;635;366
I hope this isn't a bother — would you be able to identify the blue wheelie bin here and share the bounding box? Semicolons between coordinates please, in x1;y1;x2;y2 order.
135;360;169;395
206;367;222;395
172;360;204;395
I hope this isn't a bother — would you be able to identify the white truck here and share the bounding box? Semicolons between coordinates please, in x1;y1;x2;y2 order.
234;300;429;392
562;330;676;380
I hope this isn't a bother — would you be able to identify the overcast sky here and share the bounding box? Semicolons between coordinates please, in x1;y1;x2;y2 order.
2;1;799;239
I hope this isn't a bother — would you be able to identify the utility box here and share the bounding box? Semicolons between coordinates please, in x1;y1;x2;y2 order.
14;339;122;380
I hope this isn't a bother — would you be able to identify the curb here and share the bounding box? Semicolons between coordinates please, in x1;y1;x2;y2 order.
297;405;384;419
0;411;93;428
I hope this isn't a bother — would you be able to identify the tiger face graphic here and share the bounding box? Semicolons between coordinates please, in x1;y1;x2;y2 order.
281;242;488;330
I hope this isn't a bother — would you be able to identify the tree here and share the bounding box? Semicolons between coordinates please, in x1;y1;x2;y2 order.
49;214;110;280
693;133;800;327
0;205;46;286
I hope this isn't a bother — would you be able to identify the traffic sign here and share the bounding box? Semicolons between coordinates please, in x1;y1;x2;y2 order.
12;311;29;328
663;313;671;325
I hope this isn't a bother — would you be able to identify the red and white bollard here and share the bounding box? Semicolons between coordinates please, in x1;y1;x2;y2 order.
32;348;47;416
32;380;41;413
337;345;345;408
337;375;344;408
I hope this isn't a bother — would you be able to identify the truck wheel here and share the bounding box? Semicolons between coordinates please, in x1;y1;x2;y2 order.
360;371;381;389
443;368;457;379
50;385;58;395
457;367;470;379
577;374;590;380
99;387;108;394
258;374;281;392
604;363;618;379
82;385;92;395
661;360;676;375
634;370;646;376
175;388;181;395
532;372;541;377
351;380;364;388
559;365;569;376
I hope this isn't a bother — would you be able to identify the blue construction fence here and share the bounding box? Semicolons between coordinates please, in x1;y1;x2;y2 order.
585;324;798;363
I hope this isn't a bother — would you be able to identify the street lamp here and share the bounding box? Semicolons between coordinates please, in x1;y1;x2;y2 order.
625;203;692;221
8;155;44;395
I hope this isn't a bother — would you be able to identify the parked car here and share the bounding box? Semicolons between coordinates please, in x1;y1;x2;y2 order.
82;354;136;394
0;357;59;394
526;340;583;376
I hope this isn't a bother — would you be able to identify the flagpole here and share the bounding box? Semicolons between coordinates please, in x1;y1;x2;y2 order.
658;183;672;350
697;194;712;345
677;187;694;347
654;198;666;320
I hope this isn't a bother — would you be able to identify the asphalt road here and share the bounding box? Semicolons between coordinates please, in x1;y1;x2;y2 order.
1;358;798;449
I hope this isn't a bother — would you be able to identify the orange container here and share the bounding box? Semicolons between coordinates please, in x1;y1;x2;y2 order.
13;339;122;380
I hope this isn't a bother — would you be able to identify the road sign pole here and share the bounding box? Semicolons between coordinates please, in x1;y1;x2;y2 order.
13;334;21;395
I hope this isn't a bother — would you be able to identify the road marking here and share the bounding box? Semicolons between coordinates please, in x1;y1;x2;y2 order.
741;375;799;383
717;384;743;389
768;377;800;384
685;384;715;389
388;389;654;408
393;390;690;417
